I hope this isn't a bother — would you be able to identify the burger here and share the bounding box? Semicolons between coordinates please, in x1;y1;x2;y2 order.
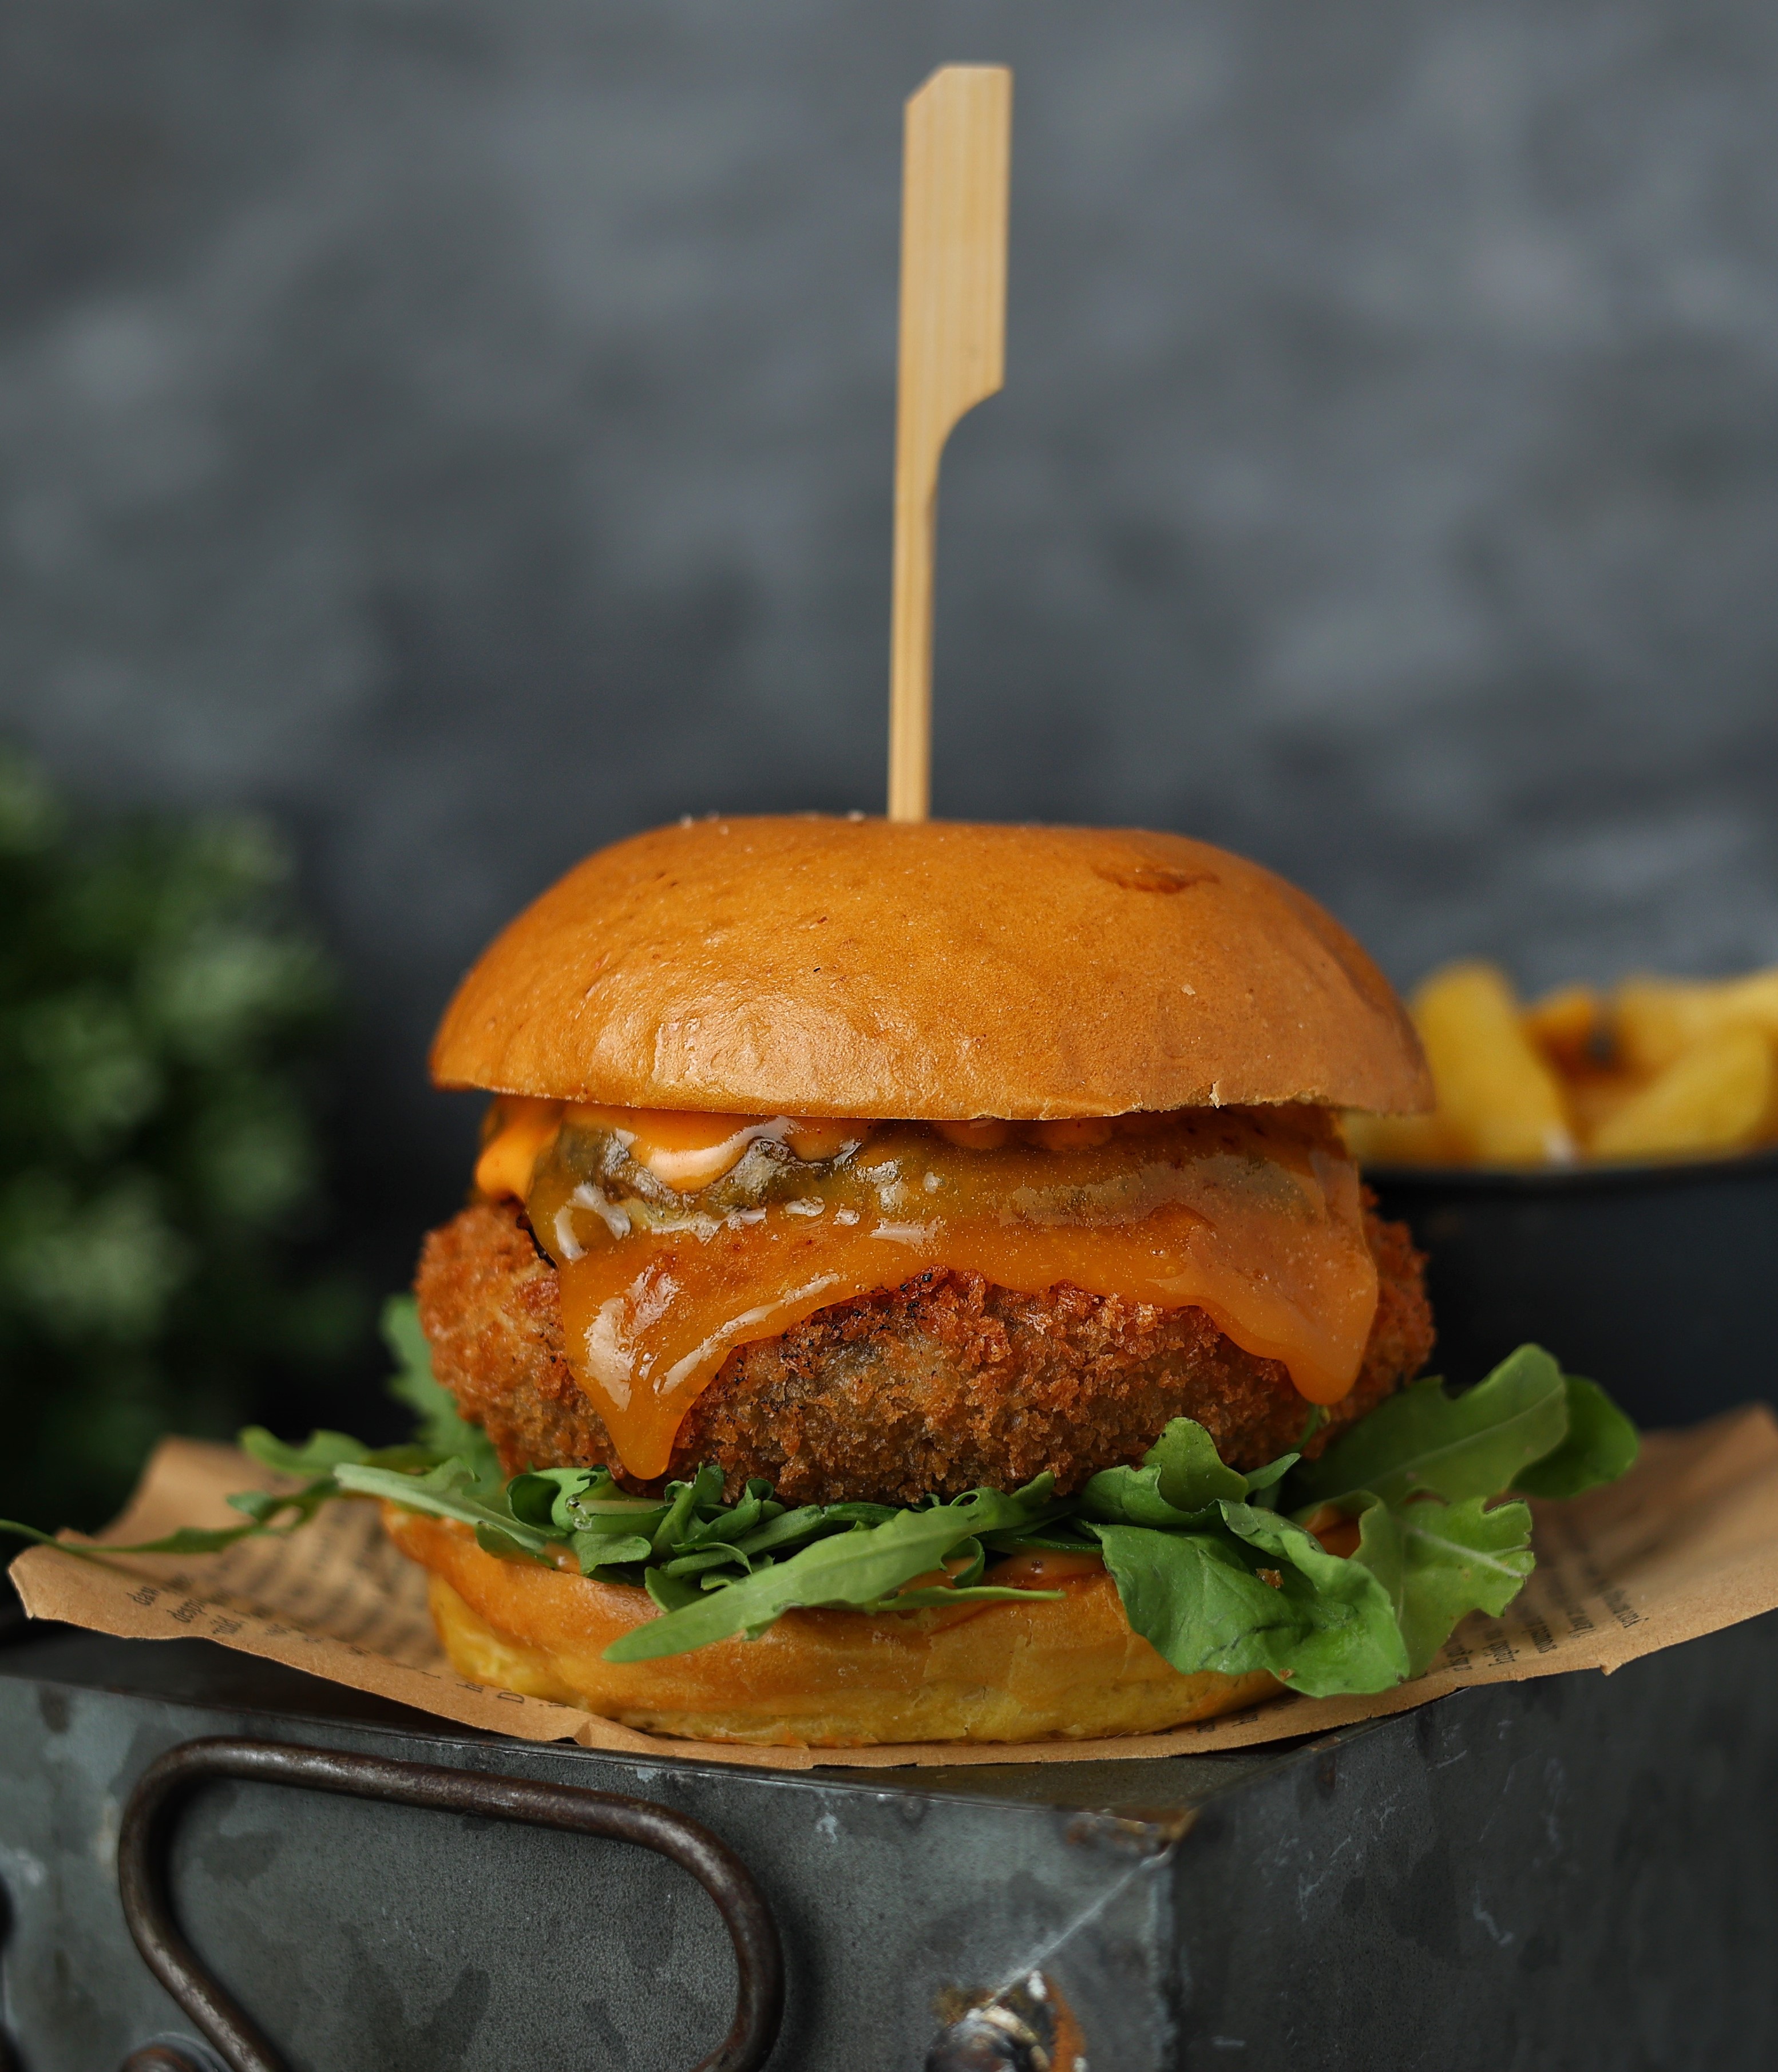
325;815;1634;1746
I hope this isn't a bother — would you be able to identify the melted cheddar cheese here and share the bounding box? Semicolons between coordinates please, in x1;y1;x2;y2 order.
475;1099;1380;1483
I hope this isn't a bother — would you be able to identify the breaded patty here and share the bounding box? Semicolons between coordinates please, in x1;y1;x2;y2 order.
415;1198;1434;1504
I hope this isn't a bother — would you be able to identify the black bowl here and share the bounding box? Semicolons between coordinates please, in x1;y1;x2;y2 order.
1368;1147;1778;1431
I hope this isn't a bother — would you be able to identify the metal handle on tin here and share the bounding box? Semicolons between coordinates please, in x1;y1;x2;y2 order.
116;1736;785;2072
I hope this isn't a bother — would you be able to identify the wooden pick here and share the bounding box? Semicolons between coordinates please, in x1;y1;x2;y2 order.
887;64;1013;822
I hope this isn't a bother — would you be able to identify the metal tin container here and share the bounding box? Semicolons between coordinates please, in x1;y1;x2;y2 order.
6;1613;1778;2070
1369;1147;1778;1428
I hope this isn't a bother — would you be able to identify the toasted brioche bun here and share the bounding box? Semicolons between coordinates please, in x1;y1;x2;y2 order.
385;1507;1280;1747
430;817;1428;1120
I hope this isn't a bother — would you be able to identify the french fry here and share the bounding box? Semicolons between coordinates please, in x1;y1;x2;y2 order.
1348;958;1778;1172
1588;1025;1775;1162
1563;1071;1648;1147
1613;969;1778;1076
1523;983;1606;1075
1412;962;1575;1166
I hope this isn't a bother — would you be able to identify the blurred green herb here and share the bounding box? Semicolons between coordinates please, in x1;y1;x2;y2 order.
0;745;366;1531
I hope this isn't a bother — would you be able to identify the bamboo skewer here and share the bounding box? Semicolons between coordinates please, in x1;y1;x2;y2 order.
887;65;1013;822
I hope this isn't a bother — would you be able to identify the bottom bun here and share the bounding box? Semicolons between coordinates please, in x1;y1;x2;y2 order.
383;1506;1280;1747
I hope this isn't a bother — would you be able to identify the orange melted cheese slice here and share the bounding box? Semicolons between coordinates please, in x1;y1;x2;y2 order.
487;1104;1379;1481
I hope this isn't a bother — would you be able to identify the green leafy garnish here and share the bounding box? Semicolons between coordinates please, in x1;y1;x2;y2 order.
603;1481;1064;1663
1285;1344;1574;1510
0;1463;348;1563
1344;1493;1536;1675
0;1298;485;1563
1087;1508;1408;1696
381;1296;504;1496
1;1312;1638;1703
1511;1376;1640;1500
1080;1419;1299;1531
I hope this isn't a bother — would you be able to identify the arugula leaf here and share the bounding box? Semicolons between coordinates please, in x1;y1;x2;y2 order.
652;1465;726;1555
0;1469;345;1560
680;1482;783;1547
1069;1373;1598;1699
238;1427;438;1481
729;1500;929;1562
333;1460;554;1558
1512;1377;1640;1500
980;1522;1104;1555
473;1522;546;1562
1082;1418;1250;1528
569;1530;656;1576
238;1429;373;1476
1284;1345;1571;1512
858;1582;1066;1610
1348;1493;1535;1675
1087;1506;1408;1698
602;1481;1059;1662
565;1505;669;1544
381;1296;502;1494
1242;1453;1299;1499
553;1468;668;1540
646;1568;704;1613
504;1469;595;1531
1142;1419;1252;1511
660;1544;755;1580
0;1517;275;1559
224;1481;341;1531
0;1324;492;1566
1077;1469;1210;1531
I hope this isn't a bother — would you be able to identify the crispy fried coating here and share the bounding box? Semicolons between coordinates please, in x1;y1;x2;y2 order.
414;1198;1434;1504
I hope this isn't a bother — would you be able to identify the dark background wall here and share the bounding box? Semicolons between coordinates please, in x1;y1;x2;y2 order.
4;0;1777;1285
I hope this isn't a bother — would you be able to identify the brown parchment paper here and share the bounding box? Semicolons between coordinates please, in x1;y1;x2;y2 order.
14;1405;1778;1770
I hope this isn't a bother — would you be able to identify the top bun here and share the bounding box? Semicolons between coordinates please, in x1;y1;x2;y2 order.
430;818;1429;1120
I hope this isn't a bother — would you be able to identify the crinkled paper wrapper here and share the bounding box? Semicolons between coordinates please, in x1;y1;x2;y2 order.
14;1406;1778;1770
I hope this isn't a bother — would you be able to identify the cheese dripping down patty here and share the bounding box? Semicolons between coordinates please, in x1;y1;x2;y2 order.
472;1098;1381;1482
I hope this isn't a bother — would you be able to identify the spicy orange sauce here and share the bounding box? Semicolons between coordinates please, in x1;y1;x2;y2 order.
480;1102;1379;1481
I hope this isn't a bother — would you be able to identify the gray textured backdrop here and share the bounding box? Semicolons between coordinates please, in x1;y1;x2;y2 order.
3;0;1777;1253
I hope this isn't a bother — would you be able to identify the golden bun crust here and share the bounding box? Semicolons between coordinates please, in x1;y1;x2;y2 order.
385;1507;1278;1747
429;817;1428;1119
